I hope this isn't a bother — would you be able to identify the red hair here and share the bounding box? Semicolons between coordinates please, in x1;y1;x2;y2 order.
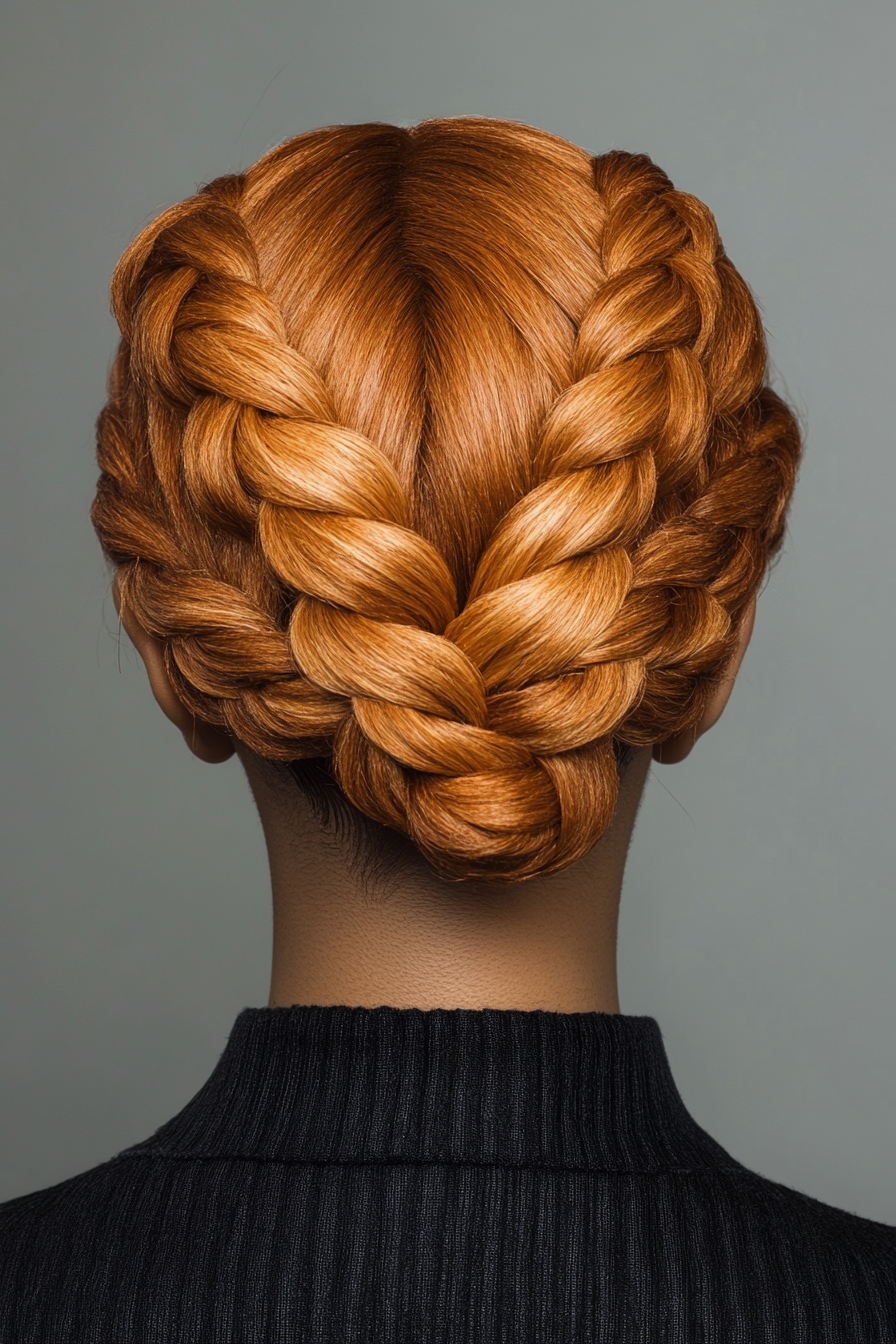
92;118;801;882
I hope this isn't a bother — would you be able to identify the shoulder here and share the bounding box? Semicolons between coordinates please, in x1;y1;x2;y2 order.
0;1155;162;1320
705;1165;896;1301
0;1157;131;1255
727;1166;896;1245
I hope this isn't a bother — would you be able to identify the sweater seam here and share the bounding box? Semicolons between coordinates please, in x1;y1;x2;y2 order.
110;1150;746;1176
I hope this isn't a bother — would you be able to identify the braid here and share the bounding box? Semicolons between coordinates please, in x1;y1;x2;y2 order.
97;167;552;871
93;122;801;883
440;152;798;874
96;179;350;757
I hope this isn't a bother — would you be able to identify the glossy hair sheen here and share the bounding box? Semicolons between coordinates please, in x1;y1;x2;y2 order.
92;118;801;883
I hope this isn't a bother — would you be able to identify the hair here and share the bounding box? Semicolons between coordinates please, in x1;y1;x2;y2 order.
92;117;801;884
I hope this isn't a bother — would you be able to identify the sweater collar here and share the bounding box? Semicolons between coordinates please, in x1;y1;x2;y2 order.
126;1004;739;1172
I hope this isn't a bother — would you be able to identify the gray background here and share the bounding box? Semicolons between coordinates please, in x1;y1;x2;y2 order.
1;0;894;1220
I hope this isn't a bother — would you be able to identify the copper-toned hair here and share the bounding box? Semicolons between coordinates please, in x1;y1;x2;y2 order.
92;118;801;883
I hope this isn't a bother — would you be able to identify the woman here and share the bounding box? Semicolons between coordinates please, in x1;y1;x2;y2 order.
0;117;892;1342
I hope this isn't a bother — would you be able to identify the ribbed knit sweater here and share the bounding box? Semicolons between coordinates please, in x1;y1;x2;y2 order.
0;1004;894;1342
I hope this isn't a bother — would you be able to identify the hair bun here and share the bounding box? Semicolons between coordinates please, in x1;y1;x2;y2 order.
93;119;800;882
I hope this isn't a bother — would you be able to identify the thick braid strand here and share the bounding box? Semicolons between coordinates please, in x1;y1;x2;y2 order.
98;176;569;877
443;151;798;870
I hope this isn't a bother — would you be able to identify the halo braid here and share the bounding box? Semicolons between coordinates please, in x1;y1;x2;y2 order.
92;128;801;883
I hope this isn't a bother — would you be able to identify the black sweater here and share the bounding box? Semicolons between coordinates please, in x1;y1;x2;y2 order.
1;1004;894;1342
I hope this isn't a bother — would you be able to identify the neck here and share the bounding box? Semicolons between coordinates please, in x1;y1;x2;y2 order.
238;746;652;1014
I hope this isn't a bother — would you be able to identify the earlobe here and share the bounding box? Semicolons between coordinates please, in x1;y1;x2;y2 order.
652;597;756;765
112;575;236;765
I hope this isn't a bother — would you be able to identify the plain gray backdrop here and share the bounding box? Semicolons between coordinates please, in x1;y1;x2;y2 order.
1;0;894;1221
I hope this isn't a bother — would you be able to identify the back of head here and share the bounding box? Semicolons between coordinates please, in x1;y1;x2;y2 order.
92;117;800;883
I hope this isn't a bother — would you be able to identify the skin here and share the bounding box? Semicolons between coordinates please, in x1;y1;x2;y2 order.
113;578;755;1014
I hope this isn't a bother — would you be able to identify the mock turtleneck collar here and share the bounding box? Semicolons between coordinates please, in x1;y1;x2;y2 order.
125;1005;741;1173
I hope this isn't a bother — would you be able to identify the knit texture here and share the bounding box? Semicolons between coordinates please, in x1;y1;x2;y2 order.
1;1004;893;1342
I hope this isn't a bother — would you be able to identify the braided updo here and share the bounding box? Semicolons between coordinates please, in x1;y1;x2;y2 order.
92;118;801;883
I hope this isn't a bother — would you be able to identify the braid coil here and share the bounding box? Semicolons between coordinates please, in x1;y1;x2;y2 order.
92;122;801;883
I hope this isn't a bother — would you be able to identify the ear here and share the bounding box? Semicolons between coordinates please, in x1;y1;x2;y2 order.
653;597;756;765
112;575;236;765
